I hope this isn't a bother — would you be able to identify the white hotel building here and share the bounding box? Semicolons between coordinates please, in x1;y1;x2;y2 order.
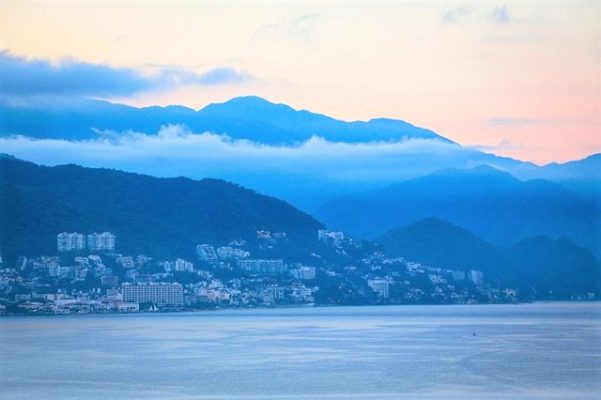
122;283;184;306
57;232;86;252
87;232;116;252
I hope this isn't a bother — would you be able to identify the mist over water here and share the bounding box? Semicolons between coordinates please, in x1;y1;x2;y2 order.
1;302;600;400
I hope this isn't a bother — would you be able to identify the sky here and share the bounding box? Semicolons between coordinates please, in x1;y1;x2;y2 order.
0;0;600;164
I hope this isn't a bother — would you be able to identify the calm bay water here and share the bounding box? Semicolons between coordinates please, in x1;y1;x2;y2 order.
0;303;600;400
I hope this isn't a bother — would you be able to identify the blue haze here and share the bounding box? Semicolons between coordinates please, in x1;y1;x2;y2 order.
1;96;599;211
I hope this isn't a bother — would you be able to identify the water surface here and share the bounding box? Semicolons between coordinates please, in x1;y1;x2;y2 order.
1;303;600;399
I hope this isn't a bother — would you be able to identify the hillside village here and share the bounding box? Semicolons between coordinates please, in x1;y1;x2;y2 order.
0;228;525;316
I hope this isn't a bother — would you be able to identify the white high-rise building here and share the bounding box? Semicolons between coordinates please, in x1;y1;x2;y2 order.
237;259;285;275
122;283;184;306
318;229;345;247
290;266;316;280
57;232;85;252
469;270;484;286
87;232;116;252
196;244;218;262
368;279;390;298
174;258;194;272
217;246;250;260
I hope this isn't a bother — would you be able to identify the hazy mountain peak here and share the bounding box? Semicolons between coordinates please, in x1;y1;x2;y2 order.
425;164;518;182
0;95;455;144
543;152;601;168
365;117;412;126
404;217;472;232
201;95;293;113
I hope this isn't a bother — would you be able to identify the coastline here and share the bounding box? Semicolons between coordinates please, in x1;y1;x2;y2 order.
3;299;599;319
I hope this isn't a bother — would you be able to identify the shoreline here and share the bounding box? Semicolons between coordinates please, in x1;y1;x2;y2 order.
2;299;599;318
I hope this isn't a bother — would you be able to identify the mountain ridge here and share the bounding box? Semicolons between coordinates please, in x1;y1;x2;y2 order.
0;157;329;261
0;95;451;144
1;97;598;208
377;218;601;299
1;156;599;299
317;165;601;254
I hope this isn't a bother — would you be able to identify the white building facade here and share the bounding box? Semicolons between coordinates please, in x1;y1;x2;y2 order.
57;232;86;252
368;279;390;298
87;232;116;252
122;283;184;306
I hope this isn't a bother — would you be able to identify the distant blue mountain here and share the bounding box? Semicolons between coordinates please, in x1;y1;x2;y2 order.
377;217;509;272
317;165;601;255
1;96;598;209
535;154;601;202
0;156;328;261
377;218;601;299
0;95;450;144
2;156;598;299
540;153;601;178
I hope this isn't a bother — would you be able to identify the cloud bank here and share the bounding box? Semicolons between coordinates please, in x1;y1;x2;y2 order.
0;125;494;208
0;124;463;174
253;13;320;43
441;4;512;25
0;51;252;97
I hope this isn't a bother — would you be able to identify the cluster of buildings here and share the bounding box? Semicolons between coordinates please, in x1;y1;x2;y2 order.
0;228;525;316
256;230;287;250
237;259;285;275
318;229;344;247
450;270;484;286
290;265;316;280
57;232;116;253
164;259;194;273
